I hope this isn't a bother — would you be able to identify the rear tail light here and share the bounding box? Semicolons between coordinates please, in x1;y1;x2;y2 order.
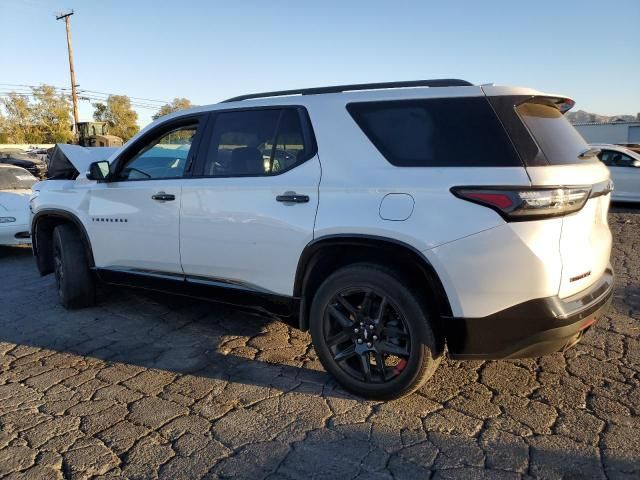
451;186;591;221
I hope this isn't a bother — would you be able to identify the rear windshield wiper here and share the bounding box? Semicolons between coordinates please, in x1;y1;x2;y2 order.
578;147;601;159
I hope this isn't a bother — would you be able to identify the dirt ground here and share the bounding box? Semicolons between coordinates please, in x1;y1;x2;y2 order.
0;206;638;479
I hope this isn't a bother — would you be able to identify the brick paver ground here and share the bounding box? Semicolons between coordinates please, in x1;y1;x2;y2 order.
0;206;638;479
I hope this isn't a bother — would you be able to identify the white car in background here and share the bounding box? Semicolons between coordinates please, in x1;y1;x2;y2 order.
592;144;640;202
0;165;37;245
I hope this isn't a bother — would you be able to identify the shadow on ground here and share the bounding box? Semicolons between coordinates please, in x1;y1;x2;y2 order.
0;209;638;478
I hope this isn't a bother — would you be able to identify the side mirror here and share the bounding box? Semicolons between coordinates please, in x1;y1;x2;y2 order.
86;161;110;181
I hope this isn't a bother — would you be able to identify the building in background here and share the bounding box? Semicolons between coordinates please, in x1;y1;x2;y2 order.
574;121;640;145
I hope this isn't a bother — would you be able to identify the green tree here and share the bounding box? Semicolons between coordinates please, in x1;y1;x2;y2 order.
1;92;34;143
152;97;192;120
93;95;139;141
0;85;73;143
0;113;8;143
93;103;109;123
31;85;74;143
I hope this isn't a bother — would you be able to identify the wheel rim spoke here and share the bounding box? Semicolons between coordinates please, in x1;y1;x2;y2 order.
328;305;353;329
334;344;357;363
374;296;388;323
336;295;358;317
359;352;372;381
360;291;373;316
378;341;409;358
375;351;387;381
381;326;408;338
326;330;351;348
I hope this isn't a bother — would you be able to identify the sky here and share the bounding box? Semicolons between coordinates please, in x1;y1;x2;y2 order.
1;0;639;128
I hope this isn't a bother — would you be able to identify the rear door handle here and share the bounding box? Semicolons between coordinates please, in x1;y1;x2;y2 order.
151;192;175;201
276;192;310;203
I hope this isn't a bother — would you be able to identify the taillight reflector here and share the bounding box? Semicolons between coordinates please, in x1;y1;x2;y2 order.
463;193;513;209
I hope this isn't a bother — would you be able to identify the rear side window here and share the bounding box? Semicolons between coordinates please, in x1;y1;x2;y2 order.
347;97;520;167
202;108;313;177
515;102;593;166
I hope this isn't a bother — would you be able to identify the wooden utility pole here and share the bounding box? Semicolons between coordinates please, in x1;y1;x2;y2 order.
56;10;79;138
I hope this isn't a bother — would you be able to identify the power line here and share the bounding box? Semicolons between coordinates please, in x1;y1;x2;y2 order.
0;90;164;110
0;83;172;104
78;89;169;104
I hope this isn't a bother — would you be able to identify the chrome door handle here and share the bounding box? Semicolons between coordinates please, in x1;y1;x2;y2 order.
151;192;175;201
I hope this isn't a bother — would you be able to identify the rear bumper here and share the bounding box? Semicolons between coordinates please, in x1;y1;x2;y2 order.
445;267;614;359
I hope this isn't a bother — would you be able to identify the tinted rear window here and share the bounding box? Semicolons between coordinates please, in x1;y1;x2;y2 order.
0;167;36;190
515;101;593;166
347;97;520;167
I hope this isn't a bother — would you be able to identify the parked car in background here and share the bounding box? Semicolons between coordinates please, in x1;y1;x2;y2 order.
0;165;37;245
31;80;614;399
619;144;640;155
0;151;47;179
25;147;51;163
592;144;640;203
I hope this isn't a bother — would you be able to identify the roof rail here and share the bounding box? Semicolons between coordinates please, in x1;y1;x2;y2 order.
221;79;473;103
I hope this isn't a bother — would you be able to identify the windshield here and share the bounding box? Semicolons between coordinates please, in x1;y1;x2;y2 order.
515;101;594;165
0;167;37;190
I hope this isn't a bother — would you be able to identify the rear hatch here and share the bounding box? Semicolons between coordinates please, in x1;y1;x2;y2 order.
488;92;612;298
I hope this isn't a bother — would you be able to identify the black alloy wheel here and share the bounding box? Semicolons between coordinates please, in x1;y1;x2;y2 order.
310;264;441;400
324;287;411;383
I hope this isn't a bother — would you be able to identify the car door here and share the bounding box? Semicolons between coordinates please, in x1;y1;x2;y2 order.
180;107;321;296
611;151;640;200
601;149;640;200
87;115;205;274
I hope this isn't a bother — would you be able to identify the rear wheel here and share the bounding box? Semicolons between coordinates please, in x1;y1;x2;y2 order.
310;264;441;400
53;224;95;309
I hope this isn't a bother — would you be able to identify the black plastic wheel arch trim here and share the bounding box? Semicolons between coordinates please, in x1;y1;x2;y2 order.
294;234;453;330
31;209;96;273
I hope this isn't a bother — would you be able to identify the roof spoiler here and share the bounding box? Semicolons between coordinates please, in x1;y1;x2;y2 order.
520;95;576;114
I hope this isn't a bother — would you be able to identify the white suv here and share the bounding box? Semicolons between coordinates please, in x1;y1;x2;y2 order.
30;80;614;399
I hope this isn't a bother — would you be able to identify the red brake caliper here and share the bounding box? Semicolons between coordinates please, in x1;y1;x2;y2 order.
393;359;407;375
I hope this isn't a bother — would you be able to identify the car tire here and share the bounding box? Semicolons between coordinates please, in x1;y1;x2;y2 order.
52;224;96;309
310;263;441;400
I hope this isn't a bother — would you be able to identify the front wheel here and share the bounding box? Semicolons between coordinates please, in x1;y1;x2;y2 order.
309;264;441;400
53;224;96;309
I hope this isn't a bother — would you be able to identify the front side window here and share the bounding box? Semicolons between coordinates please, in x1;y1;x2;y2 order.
347;97;520;167
599;150;614;166
118;124;198;180
612;152;636;167
202;108;310;176
599;150;638;167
